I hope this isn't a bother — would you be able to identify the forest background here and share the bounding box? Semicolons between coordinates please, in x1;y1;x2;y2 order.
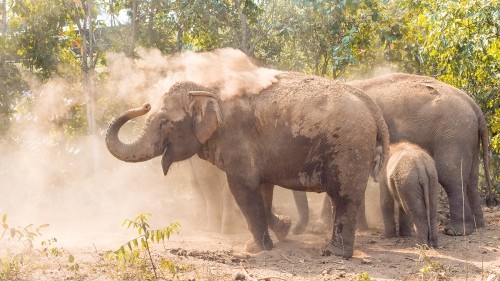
0;0;499;195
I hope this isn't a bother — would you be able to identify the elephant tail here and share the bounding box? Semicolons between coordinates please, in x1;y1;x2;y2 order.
372;110;390;183
348;84;389;182
478;111;498;207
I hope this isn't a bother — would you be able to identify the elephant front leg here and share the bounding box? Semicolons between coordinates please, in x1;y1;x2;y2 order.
226;175;273;253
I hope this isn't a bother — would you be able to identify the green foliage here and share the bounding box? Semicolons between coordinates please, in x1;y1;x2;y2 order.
41;238;80;272
416;245;448;280
253;0;383;78
0;214;80;279
9;0;76;80
0;255;22;281
0;64;29;135
106;213;181;280
1;214;49;249
352;271;371;281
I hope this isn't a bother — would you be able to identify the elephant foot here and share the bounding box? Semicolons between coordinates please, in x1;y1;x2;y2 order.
270;214;291;241
383;231;397;238
244;236;273;254
443;221;474;236
310;220;330;234
485;195;499;208
398;227;412;237
320;240;353;259
292;219;307;235
474;216;485;228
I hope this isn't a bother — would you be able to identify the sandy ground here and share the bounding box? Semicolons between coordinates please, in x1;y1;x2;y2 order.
1;193;499;281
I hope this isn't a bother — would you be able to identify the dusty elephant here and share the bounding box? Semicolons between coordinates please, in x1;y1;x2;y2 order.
380;142;439;248
105;71;390;258
293;73;497;236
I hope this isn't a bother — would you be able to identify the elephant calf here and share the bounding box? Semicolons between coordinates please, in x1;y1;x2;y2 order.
380;142;438;248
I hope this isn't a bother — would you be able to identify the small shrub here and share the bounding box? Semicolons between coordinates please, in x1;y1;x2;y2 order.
352;272;371;281
106;213;181;280
416;245;448;280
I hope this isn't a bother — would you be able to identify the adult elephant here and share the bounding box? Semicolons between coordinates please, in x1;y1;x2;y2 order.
294;73;497;236
105;71;389;258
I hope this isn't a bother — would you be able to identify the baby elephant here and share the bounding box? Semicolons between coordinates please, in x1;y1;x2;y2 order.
380;142;438;248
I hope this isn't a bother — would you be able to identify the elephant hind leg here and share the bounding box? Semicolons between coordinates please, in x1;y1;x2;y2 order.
435;152;476;236
466;152;485;228
261;184;291;241
310;194;332;234
291;190;309;235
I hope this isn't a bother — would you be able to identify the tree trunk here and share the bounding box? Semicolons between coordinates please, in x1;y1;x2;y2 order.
128;0;137;56
176;24;183;52
1;0;6;65
235;0;248;54
86;0;95;135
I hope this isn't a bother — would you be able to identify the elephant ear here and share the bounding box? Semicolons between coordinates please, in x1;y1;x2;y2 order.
188;91;223;144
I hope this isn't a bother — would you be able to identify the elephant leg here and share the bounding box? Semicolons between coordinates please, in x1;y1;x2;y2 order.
356;195;368;231
435;152;475;236
466;152;485;228
398;206;412;237
310;194;332;234
221;180;244;234
292;190;309;235
261;184;291;241
380;181;397;238
226;175;273;253
321;170;368;259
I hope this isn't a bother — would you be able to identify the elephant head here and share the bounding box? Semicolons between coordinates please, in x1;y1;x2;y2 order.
105;82;223;175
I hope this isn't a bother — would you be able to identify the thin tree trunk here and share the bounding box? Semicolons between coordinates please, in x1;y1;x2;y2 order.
235;0;248;54
176;24;183;52
128;0;137;56
1;0;6;65
87;0;95;135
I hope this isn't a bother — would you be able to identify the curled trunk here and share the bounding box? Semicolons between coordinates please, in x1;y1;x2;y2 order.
105;104;156;162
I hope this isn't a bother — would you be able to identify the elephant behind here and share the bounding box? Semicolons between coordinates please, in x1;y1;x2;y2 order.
296;72;497;236
188;155;245;234
105;71;390;259
380;142;439;248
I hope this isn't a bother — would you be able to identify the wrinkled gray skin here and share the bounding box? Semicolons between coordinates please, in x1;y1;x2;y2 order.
293;73;497;236
188;156;245;234
105;72;390;258
380;142;439;248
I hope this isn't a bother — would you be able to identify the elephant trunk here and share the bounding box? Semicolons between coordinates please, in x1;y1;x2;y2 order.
105;103;157;162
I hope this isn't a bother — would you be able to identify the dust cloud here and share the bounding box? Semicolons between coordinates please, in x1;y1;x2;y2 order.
0;48;282;249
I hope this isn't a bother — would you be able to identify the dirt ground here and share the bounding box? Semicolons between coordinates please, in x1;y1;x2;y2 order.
1;152;499;281
1;194;499;281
